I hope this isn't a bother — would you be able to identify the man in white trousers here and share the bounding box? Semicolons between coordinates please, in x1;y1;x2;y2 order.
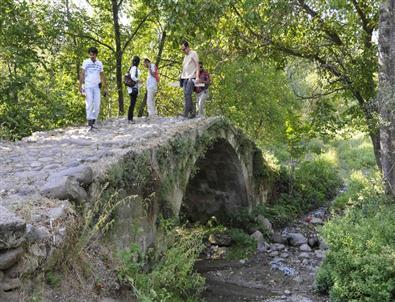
79;47;108;130
143;58;158;118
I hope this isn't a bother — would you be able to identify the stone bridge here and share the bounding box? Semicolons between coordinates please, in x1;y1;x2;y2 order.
0;116;271;293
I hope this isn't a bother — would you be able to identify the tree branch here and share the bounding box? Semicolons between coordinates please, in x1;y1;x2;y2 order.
295;0;343;46
350;0;373;47
67;32;115;52
122;14;150;52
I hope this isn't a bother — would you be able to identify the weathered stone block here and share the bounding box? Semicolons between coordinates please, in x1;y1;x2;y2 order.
41;175;87;202
0;247;24;270
0;206;26;249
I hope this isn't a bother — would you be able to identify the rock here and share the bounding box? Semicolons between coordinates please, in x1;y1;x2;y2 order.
284;289;291;296
311;217;323;225
287;233;307;246
308;236;319;248
0;206;26;249
0;247;24;270
299;252;310;259
208;233;232;247
1;277;22;291
271;232;287;244
41;175;87;202
257;215;274;234
56;165;93;185
300;244;312;252
302;259;309;265
26;224;51;243
257;241;270;252
269;251;280;257
0;270;4;282
280;252;289;258
47;205;68;221
270;243;285;251
250;231;264;245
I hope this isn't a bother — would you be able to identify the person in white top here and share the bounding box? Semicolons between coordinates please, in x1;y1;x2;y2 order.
126;56;141;123
143;58;158;117
180;41;199;118
79;47;108;130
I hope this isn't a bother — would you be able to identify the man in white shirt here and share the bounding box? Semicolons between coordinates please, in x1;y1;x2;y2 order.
143;58;158;117
79;47;108;130
180;41;199;118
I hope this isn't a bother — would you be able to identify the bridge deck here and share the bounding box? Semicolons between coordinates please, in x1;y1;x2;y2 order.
0;116;216;211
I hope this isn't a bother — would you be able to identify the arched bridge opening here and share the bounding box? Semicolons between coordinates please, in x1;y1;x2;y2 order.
180;138;249;223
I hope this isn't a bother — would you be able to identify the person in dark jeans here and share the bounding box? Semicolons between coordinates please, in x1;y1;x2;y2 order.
127;56;141;123
180;41;199;118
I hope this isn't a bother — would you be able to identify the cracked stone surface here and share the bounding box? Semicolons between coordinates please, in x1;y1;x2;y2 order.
0;116;217;223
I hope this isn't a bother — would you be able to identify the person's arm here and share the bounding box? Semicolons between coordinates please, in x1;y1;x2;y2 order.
79;69;85;95
194;59;200;80
149;64;156;77
100;71;108;96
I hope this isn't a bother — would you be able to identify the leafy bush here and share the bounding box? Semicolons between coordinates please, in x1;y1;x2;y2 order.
316;185;395;302
226;228;256;259
293;158;342;208
118;227;205;302
332;171;369;210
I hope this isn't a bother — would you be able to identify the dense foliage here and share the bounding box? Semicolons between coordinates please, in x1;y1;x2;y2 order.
317;185;395;302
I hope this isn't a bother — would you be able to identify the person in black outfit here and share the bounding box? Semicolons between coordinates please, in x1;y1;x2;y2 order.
127;56;141;123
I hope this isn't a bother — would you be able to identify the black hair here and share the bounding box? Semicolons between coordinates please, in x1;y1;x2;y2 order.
144;58;151;63
181;41;189;48
132;56;140;66
88;47;98;55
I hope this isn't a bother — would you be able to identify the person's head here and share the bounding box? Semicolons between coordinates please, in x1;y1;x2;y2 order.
144;58;151;68
181;41;190;54
132;56;140;66
88;47;98;61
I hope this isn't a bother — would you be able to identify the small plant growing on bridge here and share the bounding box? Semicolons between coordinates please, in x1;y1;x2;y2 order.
118;223;205;302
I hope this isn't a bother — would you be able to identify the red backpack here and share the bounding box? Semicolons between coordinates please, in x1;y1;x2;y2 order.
154;65;160;83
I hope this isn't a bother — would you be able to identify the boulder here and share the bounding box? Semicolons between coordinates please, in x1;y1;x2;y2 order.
0;206;26;249
41;175;87;202
26;224;51;243
0;277;22;291
270;243;286;251
257;215;274;234
0;247;24;270
299;244;312;252
250;231;264;245
287;233;307;246
54;166;93;185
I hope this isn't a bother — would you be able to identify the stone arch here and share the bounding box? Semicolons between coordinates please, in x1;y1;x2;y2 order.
180;138;249;223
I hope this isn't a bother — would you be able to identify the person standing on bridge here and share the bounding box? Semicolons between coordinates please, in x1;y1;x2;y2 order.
126;56;141;124
194;61;211;117
143;58;159;118
79;47;108;131
180;41;199;118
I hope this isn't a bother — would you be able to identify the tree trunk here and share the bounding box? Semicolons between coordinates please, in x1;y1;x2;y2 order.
137;30;167;117
378;0;395;195
111;0;124;115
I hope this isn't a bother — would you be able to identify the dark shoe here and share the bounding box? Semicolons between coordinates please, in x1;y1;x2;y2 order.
128;120;136;124
88;119;93;127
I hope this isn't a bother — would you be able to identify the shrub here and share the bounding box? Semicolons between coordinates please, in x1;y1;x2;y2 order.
226;228;256;259
316;185;395;302
332;171;370;210
118;227;205;302
293;158;342;208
